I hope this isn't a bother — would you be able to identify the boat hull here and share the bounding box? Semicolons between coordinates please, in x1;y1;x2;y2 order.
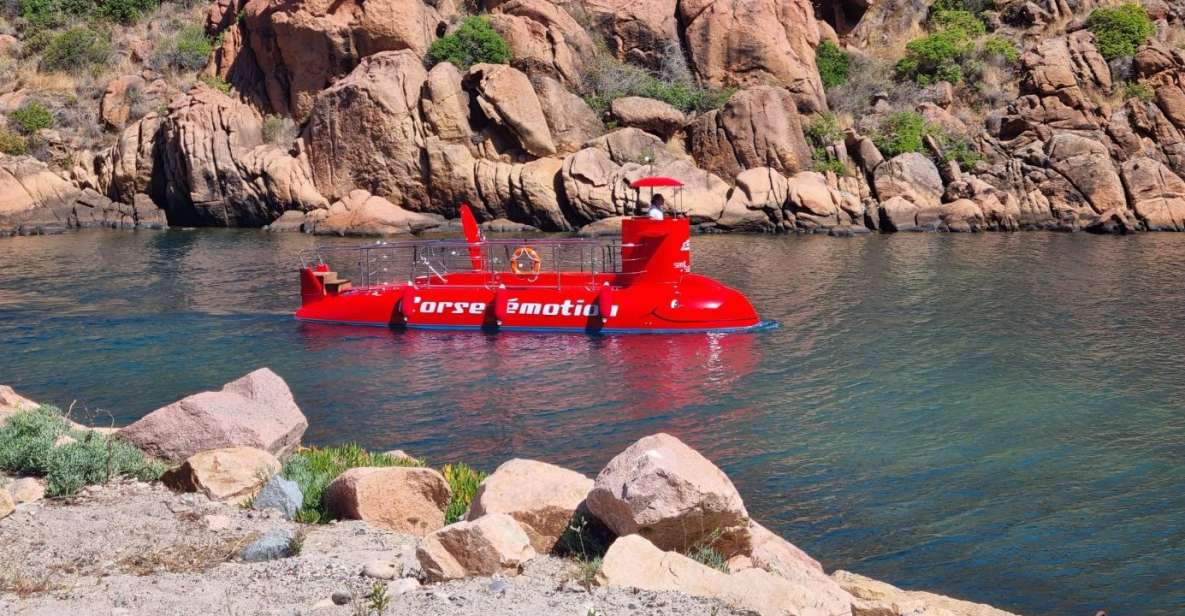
295;272;762;334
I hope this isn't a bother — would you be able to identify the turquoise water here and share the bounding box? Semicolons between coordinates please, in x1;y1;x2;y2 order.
2;229;1183;614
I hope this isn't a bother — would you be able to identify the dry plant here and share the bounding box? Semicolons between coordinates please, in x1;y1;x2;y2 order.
0;568;65;598
117;533;257;576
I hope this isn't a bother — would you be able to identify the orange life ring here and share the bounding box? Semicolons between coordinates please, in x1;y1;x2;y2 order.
511;246;542;276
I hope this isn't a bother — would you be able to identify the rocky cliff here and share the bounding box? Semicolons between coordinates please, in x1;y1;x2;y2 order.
2;0;1184;235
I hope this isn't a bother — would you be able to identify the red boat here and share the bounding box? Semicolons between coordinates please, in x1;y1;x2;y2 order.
295;179;764;333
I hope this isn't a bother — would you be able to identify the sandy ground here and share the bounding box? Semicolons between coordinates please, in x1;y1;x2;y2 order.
0;478;745;615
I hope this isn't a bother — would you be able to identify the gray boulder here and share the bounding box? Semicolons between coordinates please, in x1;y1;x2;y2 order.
252;474;303;520
241;528;296;562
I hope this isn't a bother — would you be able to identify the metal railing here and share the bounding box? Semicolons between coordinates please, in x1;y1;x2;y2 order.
299;238;641;290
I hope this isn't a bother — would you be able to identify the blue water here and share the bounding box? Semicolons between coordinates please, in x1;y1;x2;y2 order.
2;229;1184;614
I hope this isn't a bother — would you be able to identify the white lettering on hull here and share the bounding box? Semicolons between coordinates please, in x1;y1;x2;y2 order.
413;296;619;318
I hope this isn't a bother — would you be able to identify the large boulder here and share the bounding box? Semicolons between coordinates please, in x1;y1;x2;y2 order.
1044;133;1127;215
252;474;303;519
1121;156;1185;230
678;0;825;112
585;433;751;556
99;75;146;130
467;459;594;554
0;156;160;236
487;0;596;87
162;447;281;502
689;87;812;181
308;189;445;236
873;153;943;210
118;368;308;463
785;171;863;231
241;0;456;119
465;63;557;157
599;534;854;616
719;167;787;231
834;570;1019;616
154;86;327;227
611;97;686;140
417;513;537;582
533;76;604;154
304;50;430;208
324;467;451;535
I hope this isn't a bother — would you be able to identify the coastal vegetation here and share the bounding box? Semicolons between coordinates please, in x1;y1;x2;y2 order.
441;462;486;524
0;406;165;496
1087;4;1154;60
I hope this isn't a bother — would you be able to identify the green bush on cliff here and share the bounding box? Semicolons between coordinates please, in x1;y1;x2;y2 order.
441;462;486;524
981;35;1019;64
1088;4;1154;60
41;26;113;73
280;444;424;524
872;110;982;171
9;101;55;135
806;113;850;175
896;10;987;85
816;41;851;89
154;24;214;71
427;16;512;71
0;406;166;496
97;0;158;24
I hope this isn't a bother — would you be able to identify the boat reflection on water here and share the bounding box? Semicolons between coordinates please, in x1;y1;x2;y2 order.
293;321;765;470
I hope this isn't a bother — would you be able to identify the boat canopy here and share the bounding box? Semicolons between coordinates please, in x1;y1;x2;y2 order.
629;176;684;189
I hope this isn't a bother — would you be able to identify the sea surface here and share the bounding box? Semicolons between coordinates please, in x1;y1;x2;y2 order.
2;229;1183;614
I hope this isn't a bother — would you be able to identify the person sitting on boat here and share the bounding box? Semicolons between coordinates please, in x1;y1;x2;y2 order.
647;194;666;220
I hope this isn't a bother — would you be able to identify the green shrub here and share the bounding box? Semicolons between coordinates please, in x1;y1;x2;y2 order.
930;0;995;14
805;113;850;175
442;463;486;524
1123;80;1154;101
280;444;423;524
981;35;1019;63
1088;4;1154;60
9;101;54;134
155;24;213;71
97;0;157;24
930;10;986;36
41;26;113;73
896;27;975;85
872;110;926;158
872;111;982;171
0;406;166;496
0;128;29;155
199;74;231;93
816;40;851;89
427;16;512;71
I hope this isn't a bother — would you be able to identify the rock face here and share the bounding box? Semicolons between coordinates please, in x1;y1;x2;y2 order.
873;153;943;210
487;0;596;88
582;0;679;68
162;447;281;502
465;63;557;157
678;0;825;112
834;570;1020;616
155;86;327;227
1;156;165;236
599;534;854;616
304;51;430;208
241;0;457;119
417;513;538;582
324;467;451;535
467;458;594;554
689;87;812;181
1121;157;1185;230
119;368;308;463
586;433;751;556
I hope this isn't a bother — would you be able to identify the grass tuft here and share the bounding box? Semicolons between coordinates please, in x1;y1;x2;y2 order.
441;462;486;524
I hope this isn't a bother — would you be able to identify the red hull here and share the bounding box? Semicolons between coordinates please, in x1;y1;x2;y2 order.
295;216;763;333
